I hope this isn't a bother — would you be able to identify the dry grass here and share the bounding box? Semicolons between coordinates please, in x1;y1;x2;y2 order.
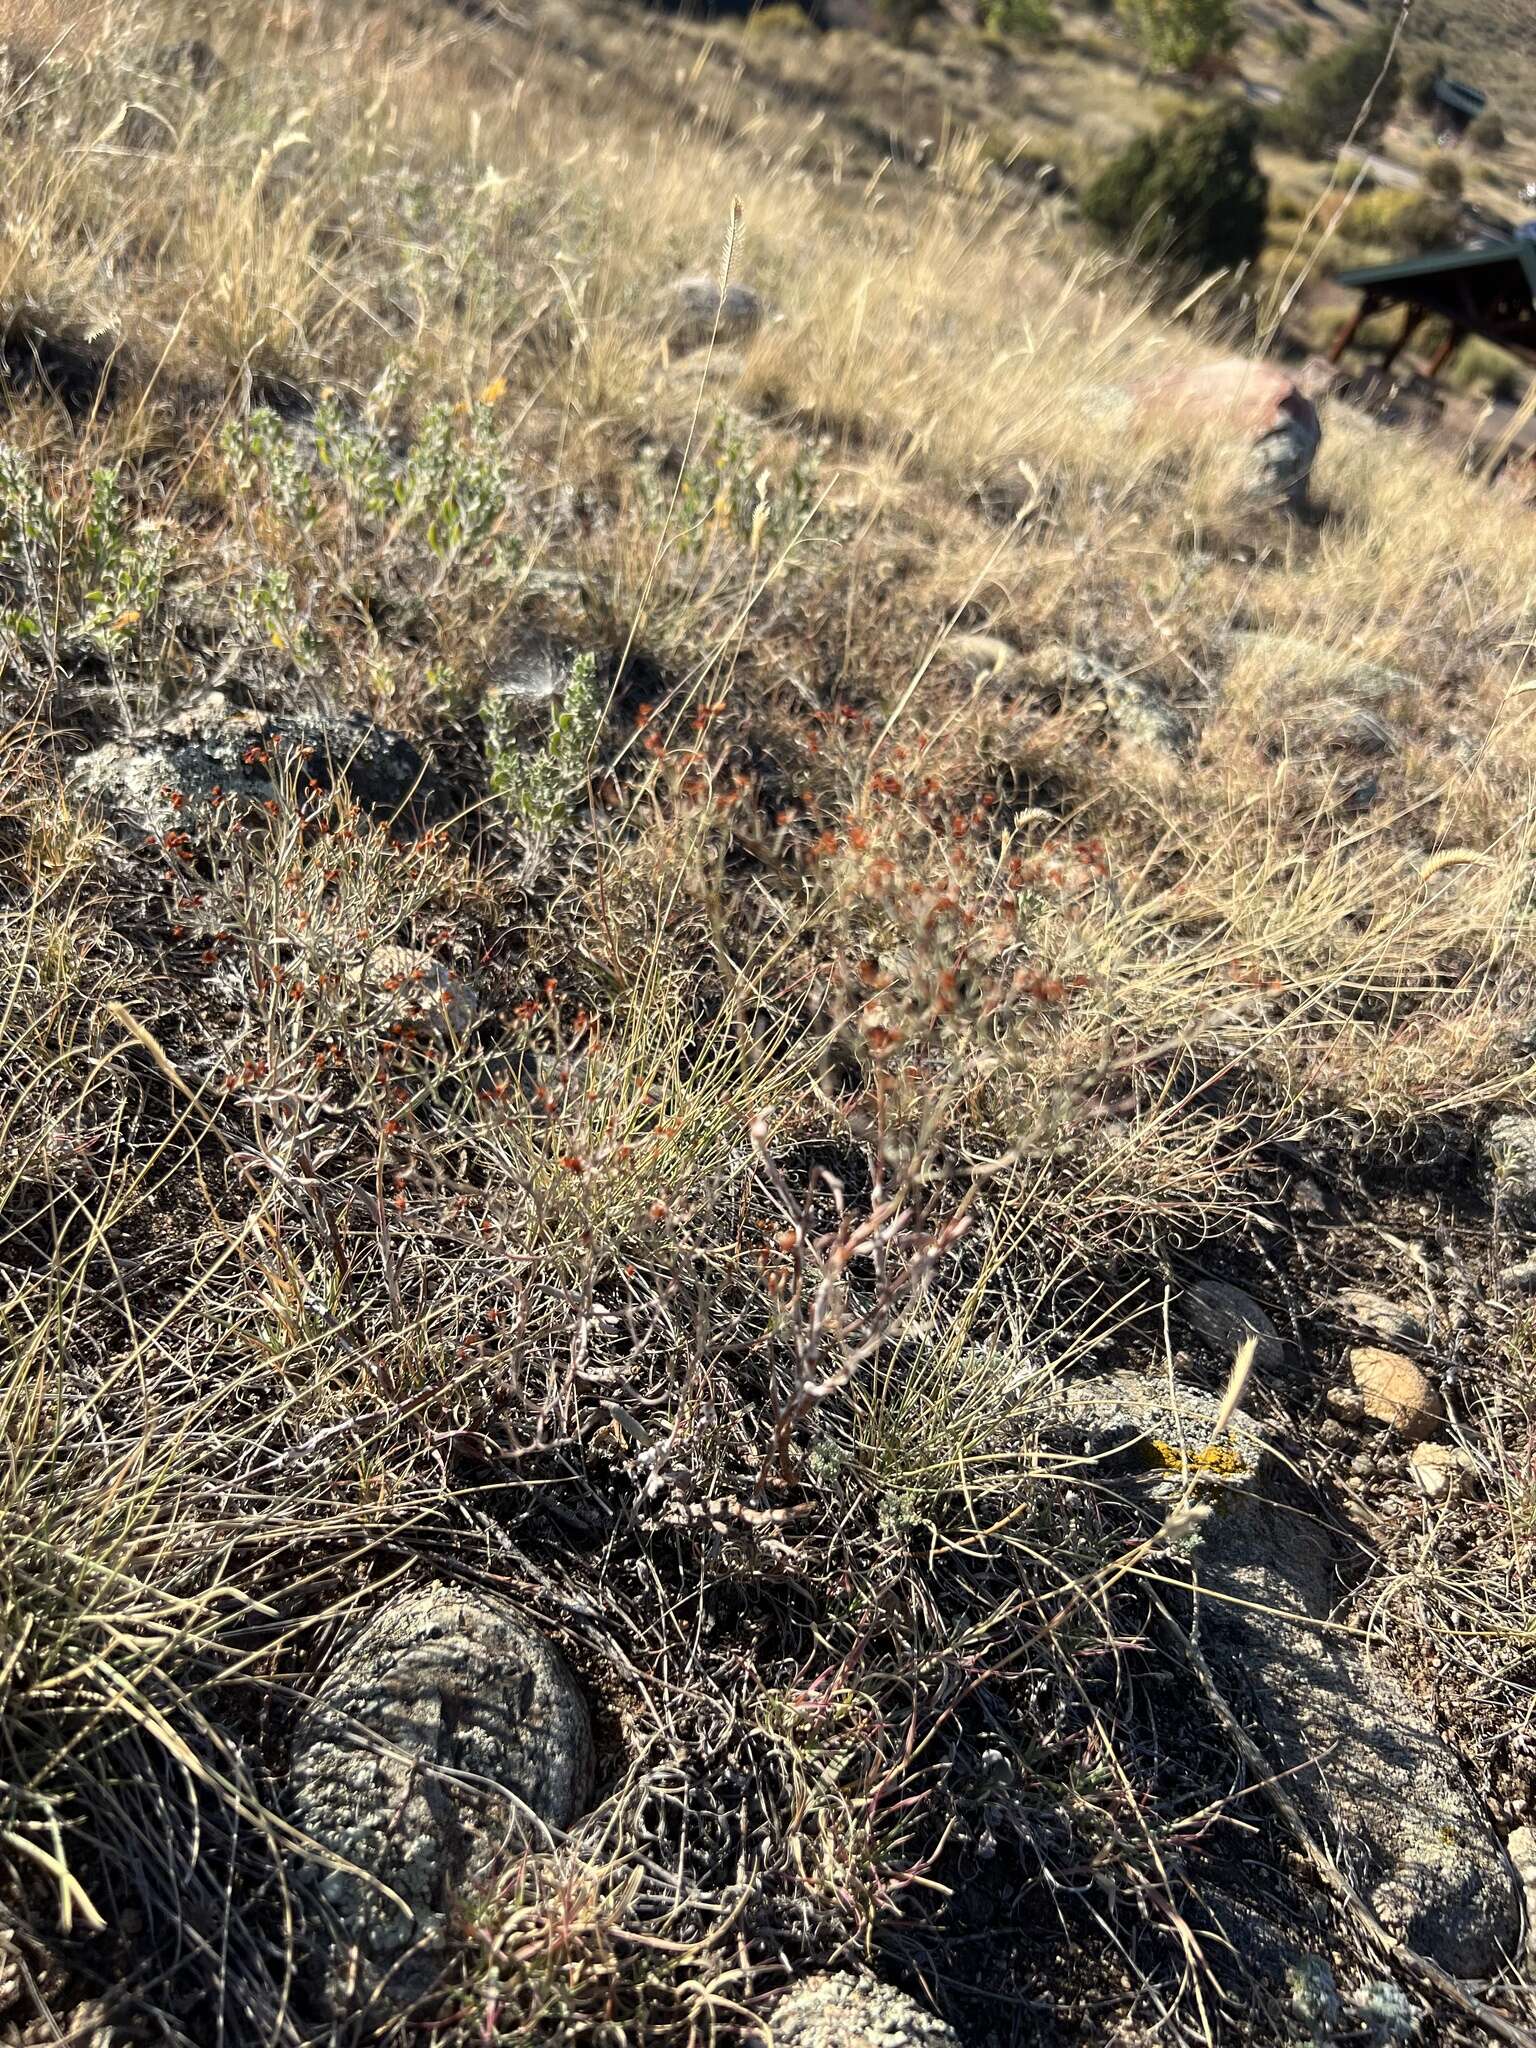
0;0;1534;2043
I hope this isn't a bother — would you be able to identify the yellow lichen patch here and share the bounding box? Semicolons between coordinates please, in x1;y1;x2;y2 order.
1149;1438;1251;1480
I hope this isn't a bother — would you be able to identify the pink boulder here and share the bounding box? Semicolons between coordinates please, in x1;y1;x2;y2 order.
1137;358;1323;505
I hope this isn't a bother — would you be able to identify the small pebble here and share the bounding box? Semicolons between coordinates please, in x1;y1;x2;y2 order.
1325;1384;1367;1427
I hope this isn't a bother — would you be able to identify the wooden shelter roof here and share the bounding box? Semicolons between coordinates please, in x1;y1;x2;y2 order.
1336;240;1536;361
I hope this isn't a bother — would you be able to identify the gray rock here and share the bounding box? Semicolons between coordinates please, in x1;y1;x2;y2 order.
1052;1374;1521;1975
1498;1257;1536;1294
1334;1288;1429;1351
1249;412;1322;507
1223;632;1415;707
1064;649;1190;757
1207;1495;1517;1971
1132;359;1321;509
664;275;766;352
354;946;478;1041
1286;1955;1341;2036
1179;1277;1285;1370
70;690;433;839
1488;1113;1536;1223
1325;1384;1367;1428
1507;1824;1536;1963
1281;698;1398;760
486;637;568;708
150;37;225;87
288;1582;592;2002
1349;1979;1421;2044
762;1974;960;2048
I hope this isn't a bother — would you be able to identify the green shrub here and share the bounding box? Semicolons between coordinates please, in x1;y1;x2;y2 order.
1422;152;1462;197
745;3;815;33
1083;101;1267;275
1114;0;1237;75
1275;21;1311;61
1469;109;1506;151
1342;186;1458;256
981;0;1060;39
1443;336;1525;404
1270;26;1400;154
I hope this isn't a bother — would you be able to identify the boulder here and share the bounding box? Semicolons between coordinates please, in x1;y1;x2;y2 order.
762;1974;961;2048
1137;359;1322;507
486;636;569;709
1349;1347;1444;1442
1179;1277;1285;1371
70;690;433;839
288;1582;592;2003
1223;630;1415;708
663;275;766;352
1052;1372;1521;1974
150;37;225;87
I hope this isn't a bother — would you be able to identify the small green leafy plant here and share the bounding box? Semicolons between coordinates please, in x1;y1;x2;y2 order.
0;450;176;665
221;386;525;586
655;413;828;562
485;650;603;835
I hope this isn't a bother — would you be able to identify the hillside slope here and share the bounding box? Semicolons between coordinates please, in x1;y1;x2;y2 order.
0;2;1534;2046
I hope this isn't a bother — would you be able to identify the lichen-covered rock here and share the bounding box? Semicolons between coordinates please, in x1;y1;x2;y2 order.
70;690;433;839
355;946;478;1040
663;275;766;351
1063;647;1190;758
1349;1347;1444;1442
1334;1288;1429;1351
288;1583;592;2001
763;1974;960;2048
1044;1370;1271;1495
1507;1825;1536;1964
1488;1112;1536;1223
1205;1504;1516;1974
1179;1277;1285;1370
1051;1371;1519;1974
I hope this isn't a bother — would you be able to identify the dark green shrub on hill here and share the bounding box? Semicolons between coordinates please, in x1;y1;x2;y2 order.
1422;152;1462;197
1083;102;1268;276
1269;25;1400;154
1469;109;1506;151
1115;0;1238;77
1275;20;1312;60
981;0;1060;41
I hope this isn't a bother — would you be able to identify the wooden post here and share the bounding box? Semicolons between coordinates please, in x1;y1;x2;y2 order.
1379;304;1425;374
1424;325;1465;381
1328;292;1377;365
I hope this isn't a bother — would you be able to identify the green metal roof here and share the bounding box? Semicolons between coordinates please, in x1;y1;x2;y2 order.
1335;240;1536;297
1432;77;1487;118
1335;239;1536;361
